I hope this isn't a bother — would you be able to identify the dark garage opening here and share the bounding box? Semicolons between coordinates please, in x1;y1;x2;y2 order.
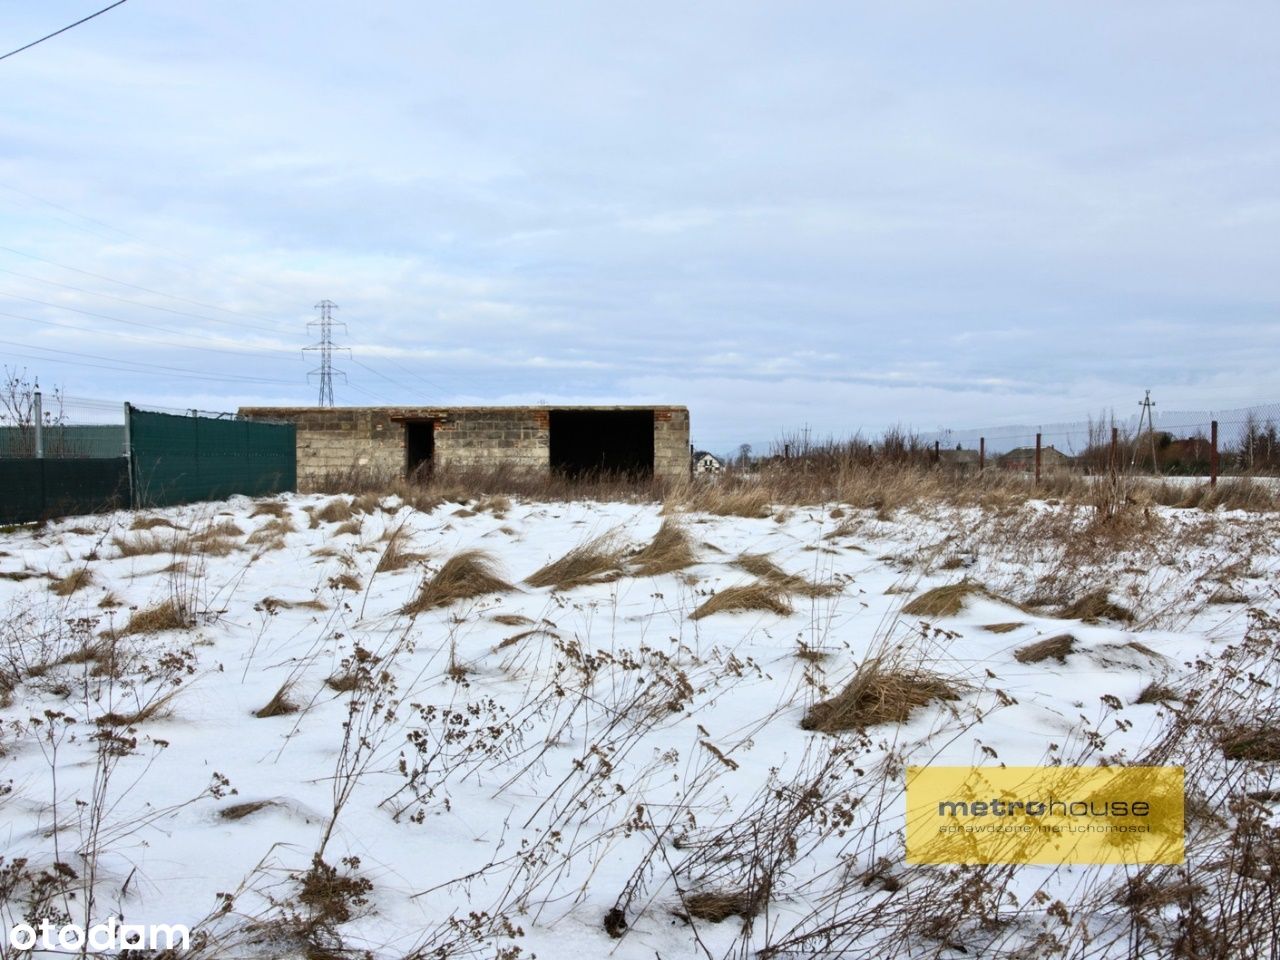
550;409;654;478
404;420;435;478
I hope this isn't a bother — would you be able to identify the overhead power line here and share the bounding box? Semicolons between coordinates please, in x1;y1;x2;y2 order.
0;0;130;63
0;338;300;386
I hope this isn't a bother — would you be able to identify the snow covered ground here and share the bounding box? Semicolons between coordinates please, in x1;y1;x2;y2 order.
0;492;1277;958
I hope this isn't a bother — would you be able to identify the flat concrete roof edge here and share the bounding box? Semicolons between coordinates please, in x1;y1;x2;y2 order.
239;405;688;415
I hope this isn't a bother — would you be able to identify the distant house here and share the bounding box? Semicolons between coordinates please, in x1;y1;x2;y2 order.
998;445;1070;472
693;450;724;475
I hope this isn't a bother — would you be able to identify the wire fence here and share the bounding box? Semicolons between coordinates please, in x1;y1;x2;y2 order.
768;398;1280;478
917;400;1280;476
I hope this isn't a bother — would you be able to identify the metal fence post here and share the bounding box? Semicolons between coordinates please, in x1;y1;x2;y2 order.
979;437;985;474
33;390;43;459
934;440;940;463
1210;420;1219;487
1035;432;1042;485
122;402;134;507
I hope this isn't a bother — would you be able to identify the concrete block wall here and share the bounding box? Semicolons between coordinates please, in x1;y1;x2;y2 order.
654;407;691;480
238;405;691;489
435;409;549;471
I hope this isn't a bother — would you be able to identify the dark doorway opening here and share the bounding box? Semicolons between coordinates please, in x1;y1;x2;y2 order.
549;409;654;478
404;421;434;478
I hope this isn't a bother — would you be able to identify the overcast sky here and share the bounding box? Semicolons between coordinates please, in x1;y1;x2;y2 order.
2;1;1278;452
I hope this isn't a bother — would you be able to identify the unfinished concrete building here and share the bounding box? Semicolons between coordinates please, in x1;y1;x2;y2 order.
237;405;690;489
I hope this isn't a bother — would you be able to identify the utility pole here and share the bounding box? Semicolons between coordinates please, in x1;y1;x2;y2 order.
303;300;348;407
1130;389;1159;473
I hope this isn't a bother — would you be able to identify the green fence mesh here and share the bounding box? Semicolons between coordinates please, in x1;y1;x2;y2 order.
0;425;125;459
128;408;296;508
0;458;129;525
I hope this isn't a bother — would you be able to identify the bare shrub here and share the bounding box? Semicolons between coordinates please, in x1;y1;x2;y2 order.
402;550;512;613
1013;633;1077;664
800;657;959;732
690;582;792;620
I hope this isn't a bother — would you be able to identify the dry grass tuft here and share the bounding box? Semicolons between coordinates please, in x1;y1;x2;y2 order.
94;689;180;727
112;531;179;557
491;613;534;626
259;596;327;613
477;494;511;516
1207;586;1249;605
678;890;761;924
694;485;772;518
50;566;94;596
333;519;363;537
1014;633;1077;664
219;799;279;821
1135;681;1180;705
325;670;363;693
1059;588;1135;623
130;515;177;531
1220;724;1280;762
690;581;792;620
981;622;1024;634
902;581;985;618
734;552;839;597
312;498;355;526
255;683;299;718
247;517;296;544
526;533;627;590
495;627;559;651
327;572;362;592
800;657;959;732
249;500;290;519
629;519;697;576
119;600;192;636
193;536;240;557
402;550;513;613
374;534;428;573
193;520;245;541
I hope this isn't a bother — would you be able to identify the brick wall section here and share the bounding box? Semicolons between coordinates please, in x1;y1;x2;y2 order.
238;405;690;488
